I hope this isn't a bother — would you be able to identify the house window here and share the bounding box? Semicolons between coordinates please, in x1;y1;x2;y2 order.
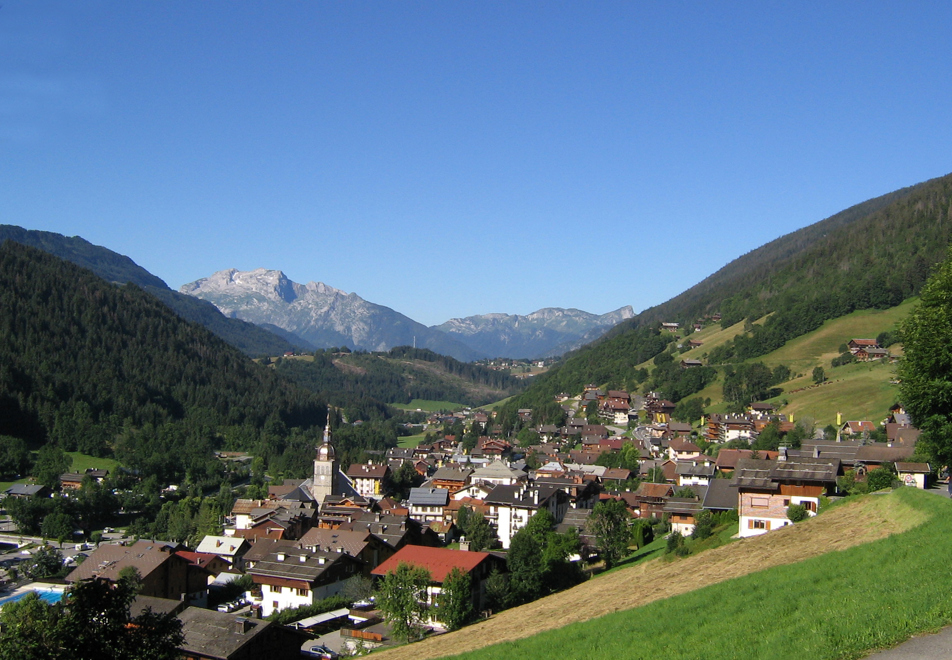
750;497;769;508
297;588;308;597
803;500;817;512
748;519;768;530
782;499;790;506
274;586;283;594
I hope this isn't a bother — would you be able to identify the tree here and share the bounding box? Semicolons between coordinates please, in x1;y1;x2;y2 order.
0;435;32;479
435;567;473;631
587;499;631;569
484;568;510;612
375;562;430;643
25;545;64;580
665;531;686;556
899;247;952;467
516;427;539;448
460;511;496;552
390;461;423;500
631;518;654;548
506;526;544;604
751;421;783;451
867;465;896;491
812;366;826;385
691;510;714;540
41;512;74;547
34;444;71;490
341;575;374;604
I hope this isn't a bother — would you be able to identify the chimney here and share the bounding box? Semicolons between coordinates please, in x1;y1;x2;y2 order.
778;446;787;461
533;490;539;506
813;445;820;459
276;553;285;561
299;555;307;563
319;556;326;565
235;617;254;634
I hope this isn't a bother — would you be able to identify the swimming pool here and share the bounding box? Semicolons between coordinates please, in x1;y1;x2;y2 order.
0;589;64;608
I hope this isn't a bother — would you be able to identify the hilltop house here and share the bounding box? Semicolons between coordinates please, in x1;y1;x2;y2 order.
732;451;839;538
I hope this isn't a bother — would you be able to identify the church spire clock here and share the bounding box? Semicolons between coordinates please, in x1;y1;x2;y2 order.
312;407;337;503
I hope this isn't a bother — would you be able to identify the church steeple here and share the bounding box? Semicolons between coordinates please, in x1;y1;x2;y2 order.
312;406;337;502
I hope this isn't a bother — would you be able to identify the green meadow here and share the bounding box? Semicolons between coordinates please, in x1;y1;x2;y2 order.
448;488;952;660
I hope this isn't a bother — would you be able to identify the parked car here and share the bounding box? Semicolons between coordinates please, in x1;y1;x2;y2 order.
304;645;337;659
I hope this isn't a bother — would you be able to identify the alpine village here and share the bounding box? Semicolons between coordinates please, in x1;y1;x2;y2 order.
5;173;952;660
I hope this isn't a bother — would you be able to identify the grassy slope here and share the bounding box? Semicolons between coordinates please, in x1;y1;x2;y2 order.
654;301;913;426
755;299;913;425
377;488;948;660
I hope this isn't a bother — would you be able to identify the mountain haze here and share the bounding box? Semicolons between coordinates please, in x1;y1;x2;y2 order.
181;268;484;362
435;306;634;358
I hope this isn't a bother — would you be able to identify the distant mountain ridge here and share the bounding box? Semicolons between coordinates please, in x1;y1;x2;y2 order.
180;268;485;362
435;306;634;358
0;225;300;357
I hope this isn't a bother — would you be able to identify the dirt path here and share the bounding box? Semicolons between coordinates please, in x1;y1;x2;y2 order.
374;494;925;660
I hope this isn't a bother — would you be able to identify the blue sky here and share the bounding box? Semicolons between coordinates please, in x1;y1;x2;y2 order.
3;2;951;326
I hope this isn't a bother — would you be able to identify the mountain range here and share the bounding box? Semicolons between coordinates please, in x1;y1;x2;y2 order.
180;268;631;361
0;225;629;361
435;306;634;358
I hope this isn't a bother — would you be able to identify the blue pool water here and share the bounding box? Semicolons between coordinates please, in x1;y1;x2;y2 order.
0;589;64;608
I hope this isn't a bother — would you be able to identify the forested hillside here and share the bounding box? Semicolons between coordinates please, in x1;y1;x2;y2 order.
0;225;298;357
0;241;333;484
506;172;952;411
274;346;525;408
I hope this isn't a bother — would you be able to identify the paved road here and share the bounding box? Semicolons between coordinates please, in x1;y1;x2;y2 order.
865;627;952;659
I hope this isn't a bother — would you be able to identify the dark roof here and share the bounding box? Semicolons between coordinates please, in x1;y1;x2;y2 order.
484;484;562;509
131;595;186;618
663;498;703;515
4;484;49;496
732;456;839;490
346;463;390;479
298;528;376;557
702;479;738;511
675;462;716;477
178;606;273;659
408;487;450;507
855;445;915;463
432;466;473;482
66;540;182;584
247;547;356;584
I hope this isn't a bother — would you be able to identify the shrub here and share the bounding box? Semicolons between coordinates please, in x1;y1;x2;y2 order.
665;531;684;555
787;504;809;523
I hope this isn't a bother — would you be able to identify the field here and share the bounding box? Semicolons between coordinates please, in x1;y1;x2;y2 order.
390;399;465;413
376;488;949;660
655;300;914;426
65;451;121;474
397;433;429;449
